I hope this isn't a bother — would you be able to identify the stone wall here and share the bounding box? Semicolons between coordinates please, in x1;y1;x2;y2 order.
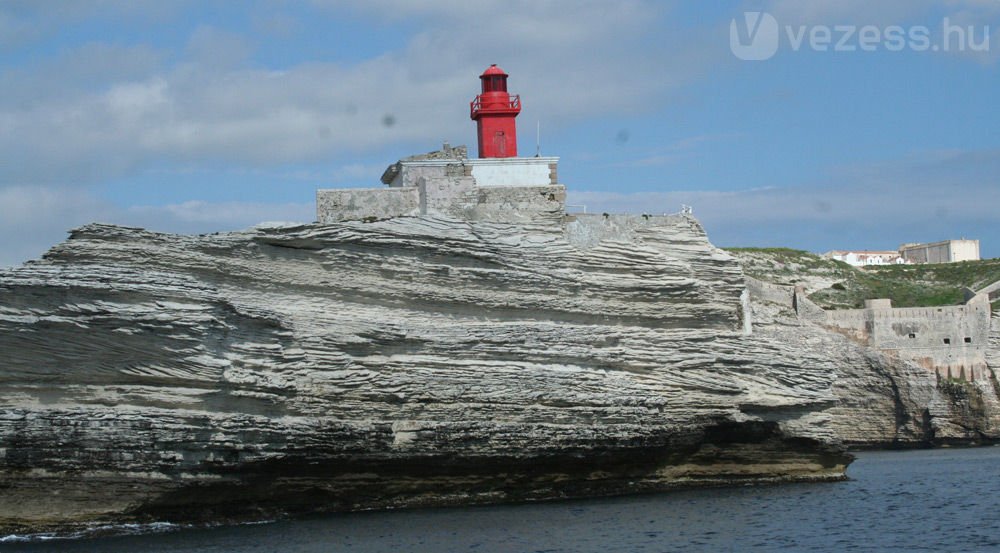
322;148;566;225
564;213;694;249
793;287;827;322
320;176;565;225
460;184;565;223
745;276;794;308
316;187;419;223
979;279;1000;301
821;295;992;380
317;181;566;225
387;162;468;189
989;314;1000;369
380;145;467;186
417;175;476;215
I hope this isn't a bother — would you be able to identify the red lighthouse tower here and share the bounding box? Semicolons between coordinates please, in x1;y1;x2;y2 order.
470;64;521;158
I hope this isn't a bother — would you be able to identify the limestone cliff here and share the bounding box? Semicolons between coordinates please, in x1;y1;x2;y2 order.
0;215;852;535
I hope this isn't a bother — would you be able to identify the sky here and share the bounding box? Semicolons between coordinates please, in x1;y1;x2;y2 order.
1;0;998;267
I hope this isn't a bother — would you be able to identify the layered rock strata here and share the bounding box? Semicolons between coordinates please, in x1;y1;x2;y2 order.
1;214;853;534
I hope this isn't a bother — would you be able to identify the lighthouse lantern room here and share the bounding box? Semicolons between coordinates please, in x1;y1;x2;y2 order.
470;64;521;158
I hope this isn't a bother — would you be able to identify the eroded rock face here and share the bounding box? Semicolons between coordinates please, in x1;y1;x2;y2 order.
0;215;853;534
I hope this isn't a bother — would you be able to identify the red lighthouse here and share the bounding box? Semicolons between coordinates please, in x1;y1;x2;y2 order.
470;64;521;158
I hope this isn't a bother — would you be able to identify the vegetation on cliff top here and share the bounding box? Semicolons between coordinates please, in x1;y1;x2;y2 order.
725;247;1000;311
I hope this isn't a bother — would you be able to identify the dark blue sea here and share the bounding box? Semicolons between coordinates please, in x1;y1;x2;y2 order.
4;447;1000;552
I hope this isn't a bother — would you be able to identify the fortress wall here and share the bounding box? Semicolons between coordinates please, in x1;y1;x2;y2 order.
868;304;990;380
822;308;868;327
460;184;566;223
820;297;992;380
316;187;419;223
563;213;693;251
793;288;827;322
979;279;1000;301
988;315;1000;370
318;180;564;225
417;176;477;215
821;308;870;341
387;162;466;188
327;155;565;224
745;276;794;307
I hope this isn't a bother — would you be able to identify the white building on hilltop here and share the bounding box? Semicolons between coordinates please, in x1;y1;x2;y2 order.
899;239;981;264
823;250;907;267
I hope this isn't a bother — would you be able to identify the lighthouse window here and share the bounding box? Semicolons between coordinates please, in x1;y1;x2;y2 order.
964;337;972;343
483;75;506;92
943;338;951;345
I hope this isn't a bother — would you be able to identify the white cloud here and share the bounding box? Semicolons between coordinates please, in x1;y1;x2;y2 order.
0;1;718;187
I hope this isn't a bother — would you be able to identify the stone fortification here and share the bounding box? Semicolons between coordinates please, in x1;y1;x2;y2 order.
318;146;562;225
980;278;1000;301
746;273;1000;447
818;295;991;381
315;186;420;222
745;277;994;382
744;276;794;308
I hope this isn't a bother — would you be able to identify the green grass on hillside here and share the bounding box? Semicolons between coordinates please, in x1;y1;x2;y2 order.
724;247;856;278
725;247;1000;311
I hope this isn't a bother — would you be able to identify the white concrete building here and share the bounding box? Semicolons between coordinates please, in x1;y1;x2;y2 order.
899;239;980;264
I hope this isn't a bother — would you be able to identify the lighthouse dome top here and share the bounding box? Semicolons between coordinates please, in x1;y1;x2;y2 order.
480;64;508;77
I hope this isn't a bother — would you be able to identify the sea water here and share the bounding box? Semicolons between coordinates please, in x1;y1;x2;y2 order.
4;447;1000;552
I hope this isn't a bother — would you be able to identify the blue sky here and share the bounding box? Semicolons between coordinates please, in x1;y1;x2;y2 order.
1;0;998;266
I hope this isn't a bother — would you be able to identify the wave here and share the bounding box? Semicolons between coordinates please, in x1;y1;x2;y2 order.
0;521;182;543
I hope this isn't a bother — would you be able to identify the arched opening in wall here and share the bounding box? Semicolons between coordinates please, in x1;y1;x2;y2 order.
908;333;916;339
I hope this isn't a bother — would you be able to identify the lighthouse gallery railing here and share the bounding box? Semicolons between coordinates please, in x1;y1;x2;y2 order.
470;94;521;118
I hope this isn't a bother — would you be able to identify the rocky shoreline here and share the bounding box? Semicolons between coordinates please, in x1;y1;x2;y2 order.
0;215;995;535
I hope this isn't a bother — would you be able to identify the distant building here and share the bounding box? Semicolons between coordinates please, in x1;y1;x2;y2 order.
823;250;907;267
899;239;980;264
